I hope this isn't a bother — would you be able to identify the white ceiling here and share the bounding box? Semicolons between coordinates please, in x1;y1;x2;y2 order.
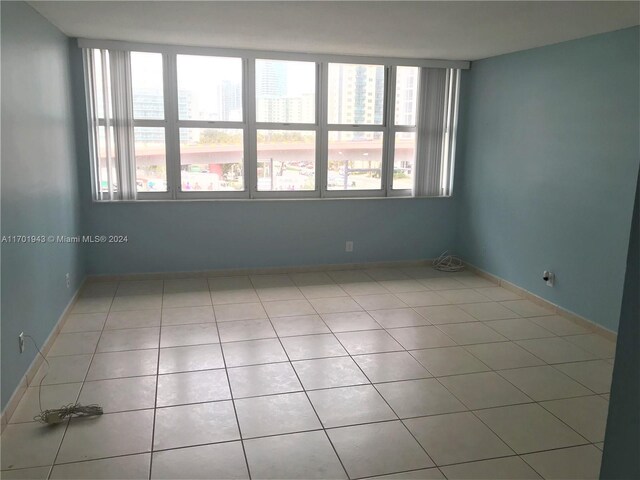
29;1;639;61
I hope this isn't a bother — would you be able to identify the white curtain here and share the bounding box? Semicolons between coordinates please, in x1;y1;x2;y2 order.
414;68;460;197
84;48;137;200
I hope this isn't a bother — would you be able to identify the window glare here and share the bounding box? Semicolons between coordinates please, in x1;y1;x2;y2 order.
327;131;383;190
177;55;243;122
131;52;164;121
393;132;416;190
395;66;419;126
328;63;385;125
256;59;315;124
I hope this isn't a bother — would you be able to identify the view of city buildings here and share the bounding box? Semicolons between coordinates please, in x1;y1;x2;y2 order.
97;53;418;193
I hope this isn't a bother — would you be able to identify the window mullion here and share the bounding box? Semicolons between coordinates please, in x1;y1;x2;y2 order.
319;62;328;198
383;65;397;196
246;57;257;199
163;52;179;199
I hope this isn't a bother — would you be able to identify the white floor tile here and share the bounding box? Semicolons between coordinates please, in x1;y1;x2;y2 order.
414;305;478;325
376;378;466;418
156;369;230;407
97;327;159;352
299;284;348;299
440;456;540;479
0;422;66;470
87;349;158;380
293;357;368;390
340;282;389;296
263;299;315;317
438;289;492;305
222;338;288;366
79;376;156;413
465;342;545;370
541;396;609;442
379;279;428;293
516;337;597;364
270;314;330;337
158;344;224;374
475;404;588;454
163;278;209;293
498;365;593;401
159;323;219;348
57;410;154;463
256;286;304;302
153;401;239;450
110;294;162;312
369;308;431;328
71;297;113;314
474;287;522;302
244;430;347;480
529;315;591;336
307;385;396;428
105;310;161;330
438;372;532;409
61;313;107;333
211;288;260;305
435;322;508;345
564;334;616;358
353;294;407;311
484;318;555;340
217;318;276;342
554;360;613;393
353;351;431;382
280;334;347;361
405;412;513;466
31;354;92;386
51;453;150;480
161;306;215;326
310;296;363;314
235;392;321;438
388;326;457;350
321;311;381;332
522;445;602;479
327;421;434;478
213;302;267;322
151;442;248;480
117;280;164;296
228;362;301;398
208;276;253;291
501;300;554;317
335;330;403;355
47;332;100;357
458;302;520;321
410;346;490;377
395;291;449;307
162;291;212;308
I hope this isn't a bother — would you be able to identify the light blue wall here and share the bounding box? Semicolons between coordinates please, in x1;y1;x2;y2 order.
81;198;457;275
1;2;84;409
456;27;640;332
66;48;458;276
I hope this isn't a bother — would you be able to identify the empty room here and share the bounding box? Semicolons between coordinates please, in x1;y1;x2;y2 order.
1;1;638;479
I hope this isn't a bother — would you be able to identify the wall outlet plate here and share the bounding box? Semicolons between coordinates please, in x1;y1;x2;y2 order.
19;332;25;353
345;241;354;252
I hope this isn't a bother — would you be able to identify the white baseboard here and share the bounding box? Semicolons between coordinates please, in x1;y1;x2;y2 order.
465;263;617;341
1;277;87;431
84;259;435;282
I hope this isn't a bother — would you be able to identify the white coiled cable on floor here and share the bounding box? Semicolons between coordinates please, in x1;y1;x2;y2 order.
432;251;465;272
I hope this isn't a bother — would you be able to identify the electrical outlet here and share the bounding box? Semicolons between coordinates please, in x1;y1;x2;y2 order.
65;273;70;288
19;332;25;354
543;270;555;287
345;241;354;252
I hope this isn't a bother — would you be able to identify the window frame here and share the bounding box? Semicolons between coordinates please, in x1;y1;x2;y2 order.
81;39;468;202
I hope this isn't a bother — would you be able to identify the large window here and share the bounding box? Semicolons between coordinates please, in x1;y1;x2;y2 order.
83;43;461;201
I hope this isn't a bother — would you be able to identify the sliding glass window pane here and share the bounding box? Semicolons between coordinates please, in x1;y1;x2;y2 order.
134;127;167;192
255;59;315;123
327;131;383;190
131;52;164;120
179;128;244;191
96;126;115;193
395;66;419;126
177;55;243;121
257;130;315;191
328;63;384;125
393;132;416;190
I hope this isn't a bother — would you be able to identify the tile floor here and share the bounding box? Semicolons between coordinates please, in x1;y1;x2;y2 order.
1;267;615;479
